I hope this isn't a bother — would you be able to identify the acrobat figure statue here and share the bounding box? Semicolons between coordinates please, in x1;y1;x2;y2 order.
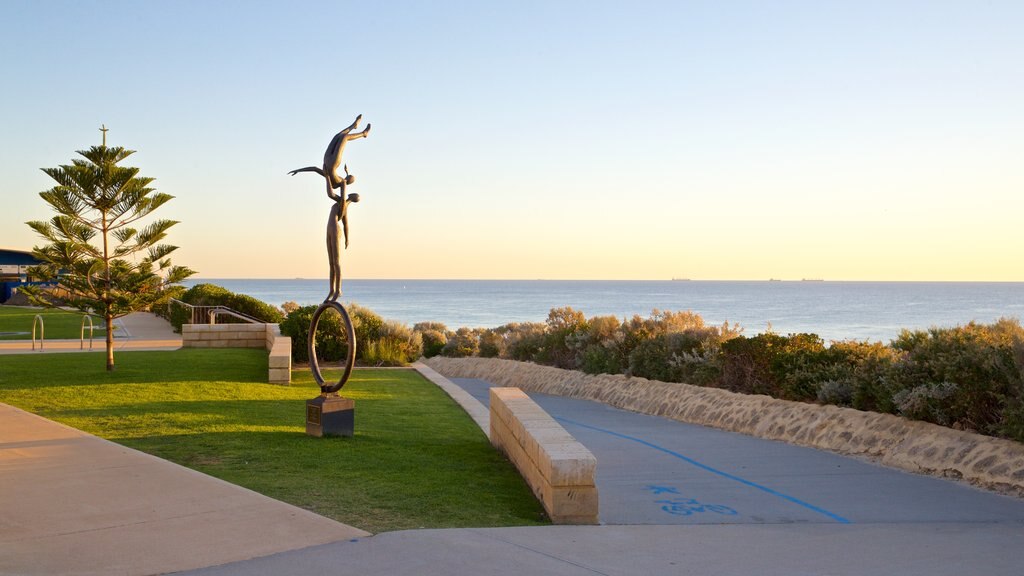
289;115;371;301
289;114;371;187
323;165;359;300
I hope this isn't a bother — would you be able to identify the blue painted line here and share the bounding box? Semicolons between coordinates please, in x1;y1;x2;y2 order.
555;416;852;524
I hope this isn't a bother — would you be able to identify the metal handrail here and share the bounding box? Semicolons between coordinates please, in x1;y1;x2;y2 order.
80;315;95;350
209;308;263;324
169;298;263;325
32;314;44;351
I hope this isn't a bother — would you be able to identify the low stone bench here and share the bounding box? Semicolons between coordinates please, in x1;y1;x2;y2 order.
489;387;598;524
183;323;291;385
266;325;292;385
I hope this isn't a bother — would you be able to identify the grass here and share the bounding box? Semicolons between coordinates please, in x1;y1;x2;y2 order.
0;348;548;532
0;306;104;340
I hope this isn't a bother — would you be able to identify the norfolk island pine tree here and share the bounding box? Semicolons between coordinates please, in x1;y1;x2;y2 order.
24;127;195;371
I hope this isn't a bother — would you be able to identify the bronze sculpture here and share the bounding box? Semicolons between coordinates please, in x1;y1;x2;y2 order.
289;116;371;434
289;115;370;301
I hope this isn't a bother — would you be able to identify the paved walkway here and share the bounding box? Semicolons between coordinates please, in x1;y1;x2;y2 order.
0;312;182;354
181;375;1024;576
0;404;367;576
4;364;1024;575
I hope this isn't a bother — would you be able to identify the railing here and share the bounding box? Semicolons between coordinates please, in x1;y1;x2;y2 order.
169;298;263;325
32;314;44;351
80;315;94;350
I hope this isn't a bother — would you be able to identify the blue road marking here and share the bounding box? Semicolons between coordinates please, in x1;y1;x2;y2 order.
555;416;852;524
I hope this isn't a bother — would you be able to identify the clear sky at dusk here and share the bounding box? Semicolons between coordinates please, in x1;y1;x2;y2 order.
2;1;1022;281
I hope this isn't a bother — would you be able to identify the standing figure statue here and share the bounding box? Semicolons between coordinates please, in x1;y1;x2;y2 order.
289;115;371;301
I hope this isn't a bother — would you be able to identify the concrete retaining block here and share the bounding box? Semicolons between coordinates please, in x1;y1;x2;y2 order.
490;387;598;524
182;323;291;385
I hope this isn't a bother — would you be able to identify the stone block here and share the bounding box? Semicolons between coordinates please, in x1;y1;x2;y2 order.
268;368;291;385
489;386;598;524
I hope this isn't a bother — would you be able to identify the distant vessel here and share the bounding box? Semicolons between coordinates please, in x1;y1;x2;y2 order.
769;278;782;282
671;278;691;281
802;278;824;282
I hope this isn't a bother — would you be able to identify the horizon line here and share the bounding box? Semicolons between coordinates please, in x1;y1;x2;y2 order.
186;277;1024;284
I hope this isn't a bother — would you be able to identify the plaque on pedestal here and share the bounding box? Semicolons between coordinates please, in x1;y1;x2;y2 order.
306;394;355;437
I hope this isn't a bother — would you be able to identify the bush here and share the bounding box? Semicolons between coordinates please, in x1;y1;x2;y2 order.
501;322;547;362
281;303;419;366
478;329;504;358
150;285;186;324
362;320;422;366
414;322;451;358
279;304;352;363
888;320;1024;436
168;283;284;332
541;307;587;368
442;327;480;358
349;303;385;345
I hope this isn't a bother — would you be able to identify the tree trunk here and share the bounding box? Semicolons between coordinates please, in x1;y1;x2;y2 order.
106;314;115;371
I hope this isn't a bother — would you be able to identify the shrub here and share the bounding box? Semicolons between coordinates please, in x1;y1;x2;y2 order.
570;315;622;375
501;322;547;362
281;304;419;365
349;303;384;345
893;381;959;426
719;332;830;399
628;326;735;386
478;329;504;358
414;322;451;358
830;340;900;412
279;304;352;363
541;307;587;368
169;283;284;331
363;320;422;366
888;320;1024;435
150;285;186;324
578;344;622;375
442;327;480;358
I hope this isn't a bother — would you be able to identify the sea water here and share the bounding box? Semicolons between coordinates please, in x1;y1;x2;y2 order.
182;279;1024;343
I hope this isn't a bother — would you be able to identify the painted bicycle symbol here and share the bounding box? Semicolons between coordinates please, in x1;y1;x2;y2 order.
656;498;738;516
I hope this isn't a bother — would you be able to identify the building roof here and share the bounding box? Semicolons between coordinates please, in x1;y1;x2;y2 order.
0;249;42;266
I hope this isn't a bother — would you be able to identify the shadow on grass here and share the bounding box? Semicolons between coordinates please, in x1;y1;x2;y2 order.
0;349;269;390
113;426;547;532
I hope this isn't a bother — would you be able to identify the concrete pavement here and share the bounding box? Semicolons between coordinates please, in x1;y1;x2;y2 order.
4;357;1024;575
0;403;368;576
179;375;1024;576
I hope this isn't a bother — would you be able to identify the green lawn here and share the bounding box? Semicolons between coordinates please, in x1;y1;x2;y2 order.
0;349;548;532
0;306;104;340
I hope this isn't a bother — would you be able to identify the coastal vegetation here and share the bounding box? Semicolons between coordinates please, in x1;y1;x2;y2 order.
420;308;1024;443
280;302;422;366
159;282;285;330
157;281;1024;442
0;349;547;532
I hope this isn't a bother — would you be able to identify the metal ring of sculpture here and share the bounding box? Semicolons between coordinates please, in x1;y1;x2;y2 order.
307;300;357;394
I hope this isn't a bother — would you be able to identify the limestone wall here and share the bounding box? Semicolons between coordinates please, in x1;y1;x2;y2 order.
490;387;599;524
183;323;291;385
424;356;1024;496
182;324;268;349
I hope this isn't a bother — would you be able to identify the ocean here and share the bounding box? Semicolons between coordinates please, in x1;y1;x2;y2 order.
182;279;1024;343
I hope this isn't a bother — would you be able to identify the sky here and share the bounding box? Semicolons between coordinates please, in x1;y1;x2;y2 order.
1;1;1022;281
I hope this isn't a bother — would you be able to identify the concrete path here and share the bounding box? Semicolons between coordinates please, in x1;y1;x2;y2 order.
5;365;1024;575
179;375;1024;576
0;311;182;354
452;378;1024;526
0;403;368;576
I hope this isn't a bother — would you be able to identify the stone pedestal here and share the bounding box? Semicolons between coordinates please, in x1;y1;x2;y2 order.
306;395;354;437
